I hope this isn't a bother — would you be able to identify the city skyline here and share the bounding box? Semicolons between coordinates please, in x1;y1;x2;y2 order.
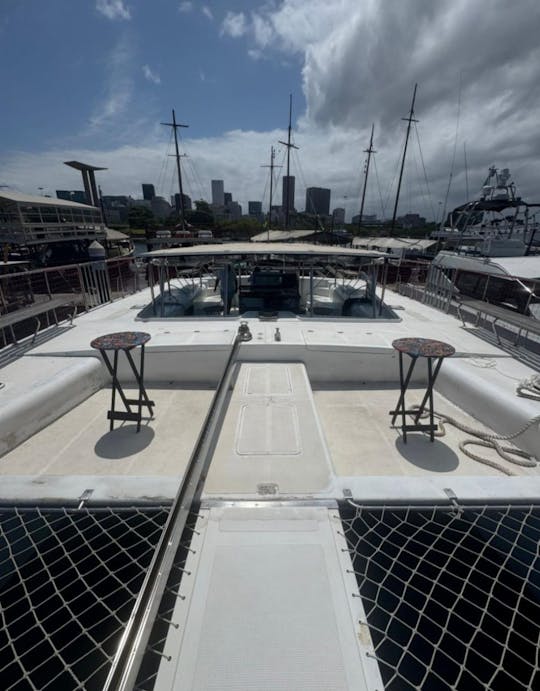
2;2;540;224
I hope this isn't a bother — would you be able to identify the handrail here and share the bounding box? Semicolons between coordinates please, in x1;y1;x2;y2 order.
103;324;248;691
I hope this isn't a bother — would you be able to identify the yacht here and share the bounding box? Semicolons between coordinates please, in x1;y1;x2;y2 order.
432;167;540;257
0;243;539;690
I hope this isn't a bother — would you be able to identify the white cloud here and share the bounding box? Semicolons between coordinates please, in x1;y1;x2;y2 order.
221;12;247;38
178;1;193;12
5;1;540;225
202;6;213;21
142;64;161;84
96;0;131;21
89;35;133;130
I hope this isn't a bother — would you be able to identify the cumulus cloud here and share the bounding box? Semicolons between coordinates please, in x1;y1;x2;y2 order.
96;0;131;21
221;12;247;38
178;1;192;12
202;6;213;21
5;0;540;223
142;64;161;84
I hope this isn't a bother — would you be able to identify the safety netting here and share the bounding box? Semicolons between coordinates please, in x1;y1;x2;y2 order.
0;505;169;690
339;502;540;691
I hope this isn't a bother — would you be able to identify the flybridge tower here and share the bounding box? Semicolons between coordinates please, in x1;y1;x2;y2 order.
64;161;107;207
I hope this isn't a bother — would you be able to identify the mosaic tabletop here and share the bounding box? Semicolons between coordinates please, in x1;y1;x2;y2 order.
90;331;151;351
391;337;455;358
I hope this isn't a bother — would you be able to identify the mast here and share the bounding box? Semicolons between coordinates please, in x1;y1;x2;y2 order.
390;84;418;236
358;123;376;230
161;109;189;229
278;94;299;230
261;146;281;240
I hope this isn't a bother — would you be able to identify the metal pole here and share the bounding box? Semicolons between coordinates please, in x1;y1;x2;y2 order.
390;84;418;236
161;110;189;229
358;124;376;231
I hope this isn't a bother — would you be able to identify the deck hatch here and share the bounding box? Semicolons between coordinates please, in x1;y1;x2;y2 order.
340;503;540;691
0;505;169;691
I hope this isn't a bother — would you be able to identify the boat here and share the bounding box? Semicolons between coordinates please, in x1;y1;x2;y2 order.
432;167;540;256
1;242;540;690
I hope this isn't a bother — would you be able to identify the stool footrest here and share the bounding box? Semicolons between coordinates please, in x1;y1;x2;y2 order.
125;398;155;407
107;411;147;422
400;423;438;433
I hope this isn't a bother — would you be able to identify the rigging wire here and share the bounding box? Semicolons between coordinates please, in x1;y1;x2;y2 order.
414;122;436;221
440;73;462;228
372;155;387;220
156;129;174;194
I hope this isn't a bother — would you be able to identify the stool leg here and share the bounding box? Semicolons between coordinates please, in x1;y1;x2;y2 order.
414;357;444;423
428;357;435;442
137;344;145;432
110;350;118;431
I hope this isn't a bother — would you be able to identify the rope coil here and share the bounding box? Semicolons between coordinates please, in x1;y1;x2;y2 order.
412;406;540;476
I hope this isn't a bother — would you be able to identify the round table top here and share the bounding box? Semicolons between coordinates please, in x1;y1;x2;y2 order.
91;331;151;351
392;337;455;358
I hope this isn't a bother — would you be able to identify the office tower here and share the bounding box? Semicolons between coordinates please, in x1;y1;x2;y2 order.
211;180;224;206
172;193;192;212
224;192;232;205
282;176;295;211
332;208;345;224
248;201;262;215
305;187;331;216
142;184;156;201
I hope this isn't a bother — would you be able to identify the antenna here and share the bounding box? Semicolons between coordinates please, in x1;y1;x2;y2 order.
261;146;282;240
390;84;418;236
358;124;376;231
161;109;189;229
278;94;299;230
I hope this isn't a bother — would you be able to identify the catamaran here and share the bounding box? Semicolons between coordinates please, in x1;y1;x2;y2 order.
0;242;539;690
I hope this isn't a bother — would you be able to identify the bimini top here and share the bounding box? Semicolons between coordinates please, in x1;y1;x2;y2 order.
144;241;385;259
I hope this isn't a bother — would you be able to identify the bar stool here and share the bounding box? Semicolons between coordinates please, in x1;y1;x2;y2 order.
390;337;455;443
91;331;154;432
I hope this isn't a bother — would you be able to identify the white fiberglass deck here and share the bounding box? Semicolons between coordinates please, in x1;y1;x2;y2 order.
153;506;382;691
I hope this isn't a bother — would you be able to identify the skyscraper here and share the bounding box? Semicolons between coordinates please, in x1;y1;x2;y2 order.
142;184;156;201
282;175;295;212
305;187;331;216
211;180;224;206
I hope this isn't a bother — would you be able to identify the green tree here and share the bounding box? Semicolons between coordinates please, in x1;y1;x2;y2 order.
128;206;155;229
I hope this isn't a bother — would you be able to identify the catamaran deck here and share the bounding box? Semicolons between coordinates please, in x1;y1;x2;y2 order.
1;282;540;690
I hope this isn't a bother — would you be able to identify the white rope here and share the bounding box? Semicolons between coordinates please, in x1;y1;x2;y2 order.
516;373;540;400
412;406;540;476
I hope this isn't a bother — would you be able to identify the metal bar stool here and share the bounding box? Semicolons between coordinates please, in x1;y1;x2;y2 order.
390;337;455;443
91;331;154;432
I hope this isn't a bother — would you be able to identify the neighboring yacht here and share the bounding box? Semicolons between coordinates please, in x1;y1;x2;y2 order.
0;243;539;690
432;167;540;257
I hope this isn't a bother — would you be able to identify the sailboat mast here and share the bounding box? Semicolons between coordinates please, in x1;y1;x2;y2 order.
278;94;299;230
161;109;189;229
390;84;418;236
358;124;376;230
261;146;282;240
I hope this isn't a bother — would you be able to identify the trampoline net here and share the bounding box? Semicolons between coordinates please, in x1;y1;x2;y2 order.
339;502;540;691
0;505;169;691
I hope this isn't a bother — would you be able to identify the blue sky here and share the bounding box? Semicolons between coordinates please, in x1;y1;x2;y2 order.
2;1;540;222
